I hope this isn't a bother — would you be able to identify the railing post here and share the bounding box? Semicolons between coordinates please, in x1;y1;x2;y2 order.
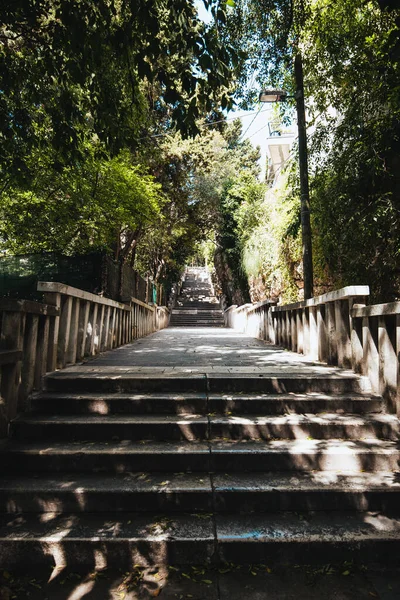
334;299;353;368
309;306;318;360
44;292;61;372
0;310;24;425
317;304;328;363
326;302;337;365
362;316;379;393
66;298;80;365
19;313;39;411
378;315;397;413
302;308;310;356
35;316;49;389
296;309;303;354
57;295;73;368
77;301;90;361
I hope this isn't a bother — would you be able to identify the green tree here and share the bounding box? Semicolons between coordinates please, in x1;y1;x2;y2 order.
0;0;236;184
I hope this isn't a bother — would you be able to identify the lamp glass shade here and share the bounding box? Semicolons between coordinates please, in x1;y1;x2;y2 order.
259;89;287;103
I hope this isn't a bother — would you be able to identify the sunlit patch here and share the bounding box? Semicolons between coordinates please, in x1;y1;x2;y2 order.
48;563;66;582
66;580;96;600
94;548;107;570
364;513;400;532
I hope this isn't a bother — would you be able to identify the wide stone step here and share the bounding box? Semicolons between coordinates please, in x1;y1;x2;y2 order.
0;473;214;513
0;441;211;473
207;373;371;394
209;413;399;441
44;373;208;393
1;439;399;473
11;413;398;442
215;511;400;565
42;373;370;394
169;323;224;328
31;391;382;416
0;512;215;568
212;471;400;512
210;439;400;472
1;472;400;514
10;414;209;442
1;511;400;568
208;393;383;414
32;392;208;415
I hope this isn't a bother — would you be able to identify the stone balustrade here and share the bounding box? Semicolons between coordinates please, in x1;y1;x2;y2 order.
0;282;170;436
351;301;400;414
224;300;276;339
225;285;400;413
270;286;370;367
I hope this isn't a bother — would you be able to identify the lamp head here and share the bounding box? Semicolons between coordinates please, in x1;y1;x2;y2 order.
259;89;288;103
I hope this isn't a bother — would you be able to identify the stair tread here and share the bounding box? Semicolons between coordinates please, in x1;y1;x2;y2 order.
0;440;211;454
0;472;213;492
35;392;208;401
2;438;398;454
1;511;400;543
215;511;400;541
0;512;214;541
209;392;381;400
14;413;398;425
211;438;400;452
1;471;400;492
13;414;208;424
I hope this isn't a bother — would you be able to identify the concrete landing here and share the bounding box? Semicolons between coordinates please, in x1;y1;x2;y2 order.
68;327;349;373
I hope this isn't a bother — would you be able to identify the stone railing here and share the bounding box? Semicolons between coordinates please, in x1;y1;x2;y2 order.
351;301;399;414
270;286;370;367
0;282;170;436
225;285;400;414
224;300;276;340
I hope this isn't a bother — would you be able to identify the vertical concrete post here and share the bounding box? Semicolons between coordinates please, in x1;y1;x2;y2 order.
291;310;298;352
57;295;73;368
326;302;337;365
77;301;90;361
44;292;61;372
0;311;24;425
97;305;105;353
66;298;80;365
19;313;39;411
317;304;328;363
378;315;397;413
362;316;379;393
309;306;318;360
296;309;304;354
35;316;49;389
351;314;363;374
303;308;310;356
335;299;353;368
90;304;99;356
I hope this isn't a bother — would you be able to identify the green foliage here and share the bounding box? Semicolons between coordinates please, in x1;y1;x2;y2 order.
224;0;400;302
0;0;236;183
0;148;163;258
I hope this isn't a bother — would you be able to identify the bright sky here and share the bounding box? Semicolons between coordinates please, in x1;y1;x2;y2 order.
194;0;272;180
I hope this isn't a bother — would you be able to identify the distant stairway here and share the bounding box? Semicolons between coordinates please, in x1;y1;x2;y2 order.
169;266;224;328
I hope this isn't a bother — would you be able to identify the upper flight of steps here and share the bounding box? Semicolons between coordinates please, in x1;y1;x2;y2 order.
169;266;224;327
0;367;400;569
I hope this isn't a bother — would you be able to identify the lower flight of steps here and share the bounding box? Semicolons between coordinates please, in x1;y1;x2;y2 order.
169;268;224;327
0;369;400;569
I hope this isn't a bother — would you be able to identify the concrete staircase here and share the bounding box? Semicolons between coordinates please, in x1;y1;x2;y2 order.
169;267;224;327
0;364;400;569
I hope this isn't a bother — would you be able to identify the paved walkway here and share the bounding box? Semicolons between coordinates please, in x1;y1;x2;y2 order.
69;327;349;376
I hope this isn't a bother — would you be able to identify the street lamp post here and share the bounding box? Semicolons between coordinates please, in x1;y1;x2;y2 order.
259;53;314;299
